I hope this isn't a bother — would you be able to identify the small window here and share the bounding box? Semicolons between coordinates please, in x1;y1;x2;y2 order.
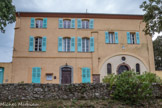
36;19;43;28
82;38;90;52
64;20;71;29
35;37;42;51
82;20;89;29
121;57;126;61
136;63;140;74
63;37;71;52
109;33;115;43
107;63;112;74
46;74;53;81
130;33;136;44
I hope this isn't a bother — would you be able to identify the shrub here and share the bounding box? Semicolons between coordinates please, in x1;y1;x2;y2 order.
102;74;117;88
102;71;161;105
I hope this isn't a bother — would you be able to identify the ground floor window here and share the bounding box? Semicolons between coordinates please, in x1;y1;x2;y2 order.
46;74;53;81
136;63;140;74
82;67;91;83
0;67;4;84
117;64;130;74
32;67;41;83
107;63;112;74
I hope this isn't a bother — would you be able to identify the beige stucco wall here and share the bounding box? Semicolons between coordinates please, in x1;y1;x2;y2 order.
155;71;162;79
0;63;12;83
11;15;155;83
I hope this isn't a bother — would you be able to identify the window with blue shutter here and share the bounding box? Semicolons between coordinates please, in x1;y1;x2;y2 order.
70;37;75;52
136;32;140;44
77;19;82;29
42;36;47;52
82;67;91;83
58;37;63;52
90;37;94;52
0;68;4;84
127;32;131;44
59;18;63;28
30;18;35;28
71;19;75;28
29;36;34;52
115;32;119;44
43;18;47;28
32;67;41;83
89;19;94;29
77;37;82;52
105;31;109;43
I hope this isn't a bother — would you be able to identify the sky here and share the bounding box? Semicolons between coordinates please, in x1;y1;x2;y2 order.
0;0;161;62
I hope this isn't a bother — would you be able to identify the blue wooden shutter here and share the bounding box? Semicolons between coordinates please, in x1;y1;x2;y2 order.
43;18;47;28
29;36;34;51
86;68;91;83
30;18;35;28
82;68;86;83
32;67;36;83
58;37;62;52
136;32;140;44
77;37;82;52
89;19;94;29
115;32;119;44
77;19;82;28
36;67;41;83
90;37;94;52
32;67;41;83
42;36;47;52
0;68;4;84
71;19;75;28
70;37;75;52
127;32;131;44
59;18;63;28
105;31;109;43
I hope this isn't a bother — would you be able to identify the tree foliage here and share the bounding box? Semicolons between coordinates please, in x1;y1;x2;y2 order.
140;0;162;36
153;36;162;70
0;0;16;33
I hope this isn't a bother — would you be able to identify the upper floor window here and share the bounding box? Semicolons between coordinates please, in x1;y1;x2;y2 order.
58;37;75;52
35;37;42;51
107;63;112;74
82;38;90;52
59;18;75;29
127;32;140;44
105;31;119;44
82;20;89;29
63;37;71;52
29;36;47;52
130;33;136;44
109;32;115;43
77;19;94;29
64;20;71;29
30;18;47;28
36;19;43;28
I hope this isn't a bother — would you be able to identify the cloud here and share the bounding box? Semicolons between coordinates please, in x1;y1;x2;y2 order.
0;0;146;62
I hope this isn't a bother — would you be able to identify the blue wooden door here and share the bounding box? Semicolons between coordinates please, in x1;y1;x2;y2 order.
0;68;4;84
32;67;41;83
82;67;91;83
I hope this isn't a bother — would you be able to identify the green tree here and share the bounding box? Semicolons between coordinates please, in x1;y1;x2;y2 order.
140;0;162;36
153;36;162;70
0;0;16;33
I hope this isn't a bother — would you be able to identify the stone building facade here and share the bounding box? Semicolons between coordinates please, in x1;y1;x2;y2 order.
0;12;155;84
